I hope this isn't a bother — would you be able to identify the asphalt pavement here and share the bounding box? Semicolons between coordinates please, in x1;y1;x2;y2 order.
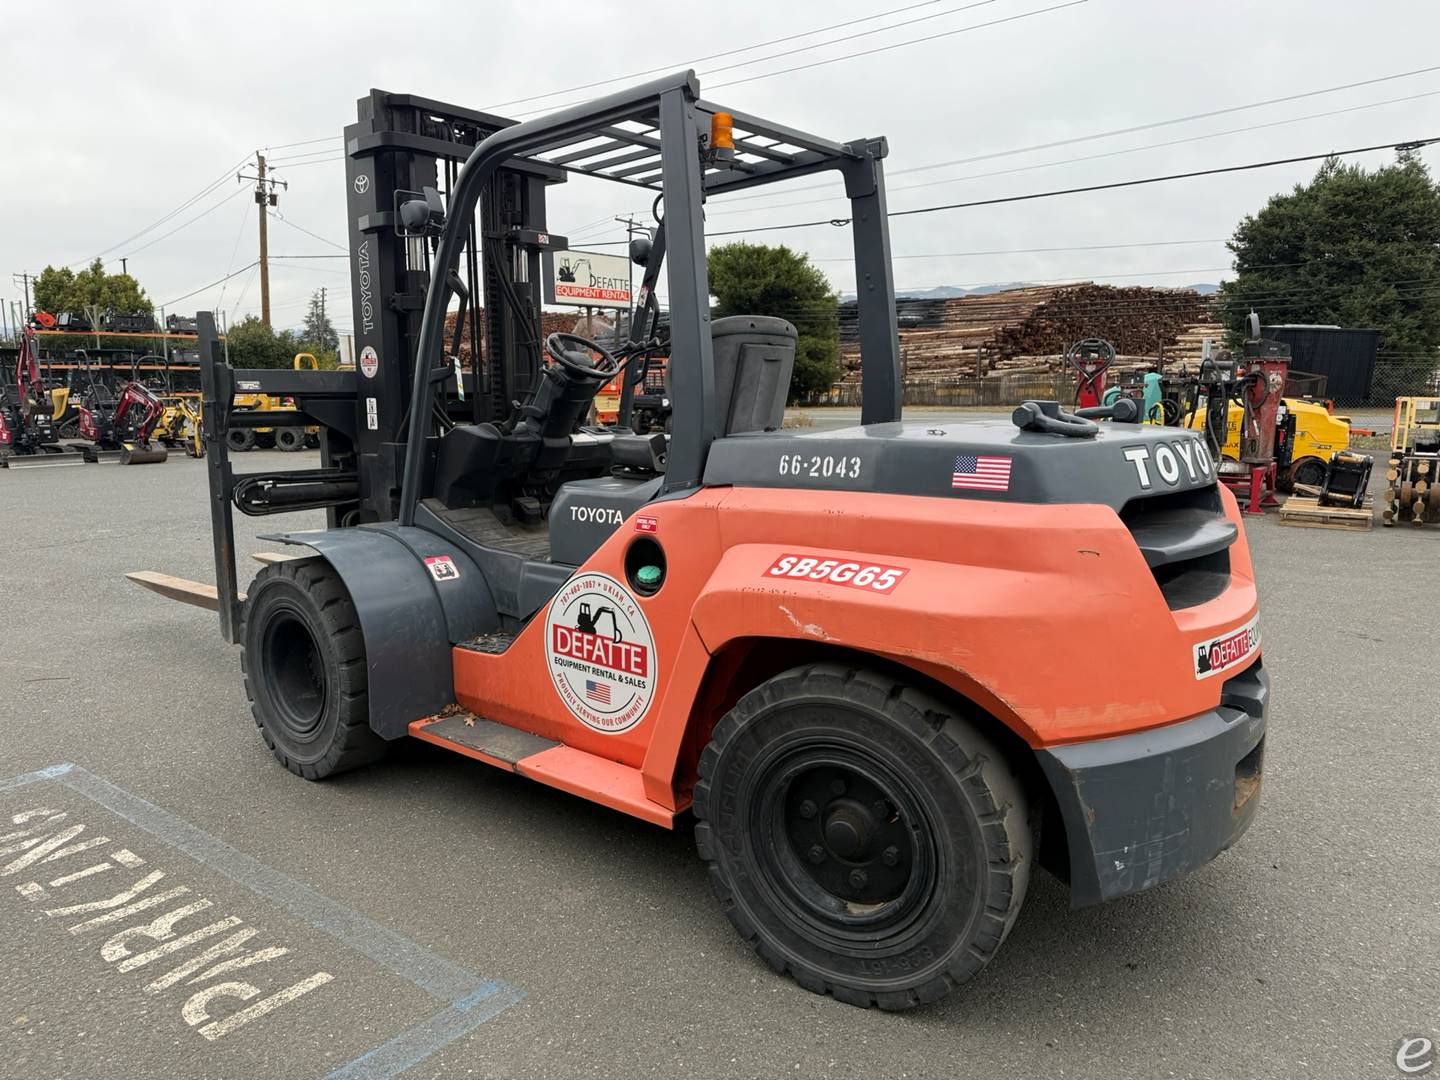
1;447;1436;1079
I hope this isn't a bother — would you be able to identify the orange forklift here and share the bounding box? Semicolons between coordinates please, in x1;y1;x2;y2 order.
132;73;1267;1010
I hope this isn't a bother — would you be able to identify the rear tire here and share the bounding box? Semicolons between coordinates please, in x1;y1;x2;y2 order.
1289;457;1325;490
241;558;387;779
694;664;1031;1010
275;427;305;452
227;429;256;452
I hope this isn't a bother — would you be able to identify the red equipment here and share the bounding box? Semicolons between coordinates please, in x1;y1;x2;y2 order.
75;374;169;465
1066;338;1115;408
0;326;74;467
1219;318;1289;514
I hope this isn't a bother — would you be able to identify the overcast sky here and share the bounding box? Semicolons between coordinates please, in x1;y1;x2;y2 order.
4;0;1438;336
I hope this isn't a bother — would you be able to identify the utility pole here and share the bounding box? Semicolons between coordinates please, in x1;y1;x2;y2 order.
237;152;287;327
11;272;31;318
120;258;128;276
319;286;326;341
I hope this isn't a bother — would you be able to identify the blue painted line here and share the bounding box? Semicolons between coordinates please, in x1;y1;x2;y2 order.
0;761;75;791
0;763;523;1077
325;981;525;1079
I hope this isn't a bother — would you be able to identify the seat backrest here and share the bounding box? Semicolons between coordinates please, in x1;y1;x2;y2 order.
711;315;796;434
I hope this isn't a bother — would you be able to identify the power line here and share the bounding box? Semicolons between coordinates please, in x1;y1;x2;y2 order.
509;0;1013;117
624;135;1435;242
213;200;255;310
717;65;1440;206
260;155;345;171
267;148;349;166
231;262;260;320
705;0;1085;92
263;135;343;152
708;89;1440;219
267;211;347;251
159;262;259;309
811;239;1230;261
115;185;250;259
490;0;960;109
69;154;252;268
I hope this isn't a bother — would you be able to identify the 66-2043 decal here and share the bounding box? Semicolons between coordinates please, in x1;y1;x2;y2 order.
1193;615;1260;679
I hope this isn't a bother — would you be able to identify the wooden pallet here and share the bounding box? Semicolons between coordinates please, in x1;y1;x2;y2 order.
1278;495;1373;531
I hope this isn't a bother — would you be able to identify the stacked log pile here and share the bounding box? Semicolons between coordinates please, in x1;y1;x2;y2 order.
837;283;1217;383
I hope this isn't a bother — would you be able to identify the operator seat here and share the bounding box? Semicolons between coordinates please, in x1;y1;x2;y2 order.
609;315;797;474
711;315;796;435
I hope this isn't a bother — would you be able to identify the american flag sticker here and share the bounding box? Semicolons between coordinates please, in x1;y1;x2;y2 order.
585;679;612;705
951;454;1012;492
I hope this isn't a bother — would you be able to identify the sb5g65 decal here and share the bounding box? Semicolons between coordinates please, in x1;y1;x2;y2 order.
764;555;909;594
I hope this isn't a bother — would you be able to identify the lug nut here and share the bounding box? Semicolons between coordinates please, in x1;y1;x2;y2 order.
830;779;847;796
882;846;900;866
849;869;868;890
798;800;818;819
873;799;891;818
808;845;826;864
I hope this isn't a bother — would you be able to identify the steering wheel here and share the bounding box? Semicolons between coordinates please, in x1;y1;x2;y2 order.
545;333;620;379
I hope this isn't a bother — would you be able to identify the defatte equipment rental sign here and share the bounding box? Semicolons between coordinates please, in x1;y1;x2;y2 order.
542;250;632;309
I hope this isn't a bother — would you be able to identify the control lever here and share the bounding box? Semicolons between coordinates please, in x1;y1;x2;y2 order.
1012;399;1100;438
1075;397;1142;424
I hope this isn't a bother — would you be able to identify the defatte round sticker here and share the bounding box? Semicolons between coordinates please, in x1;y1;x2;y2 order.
545;573;656;734
359;346;379;378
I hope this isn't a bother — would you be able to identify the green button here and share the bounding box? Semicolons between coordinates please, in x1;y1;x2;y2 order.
637;564;663;586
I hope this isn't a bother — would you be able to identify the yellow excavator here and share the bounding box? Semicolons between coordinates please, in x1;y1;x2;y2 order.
1187;395;1351;489
153;394;205;457
227;352;322;452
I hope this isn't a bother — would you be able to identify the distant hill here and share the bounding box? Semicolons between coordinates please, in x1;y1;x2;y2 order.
840;281;1221;301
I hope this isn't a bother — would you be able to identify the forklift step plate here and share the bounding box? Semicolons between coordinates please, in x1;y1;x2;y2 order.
409;714;685;826
412;712;559;768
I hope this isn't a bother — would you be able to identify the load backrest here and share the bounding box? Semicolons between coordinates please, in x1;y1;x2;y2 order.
711;316;797;434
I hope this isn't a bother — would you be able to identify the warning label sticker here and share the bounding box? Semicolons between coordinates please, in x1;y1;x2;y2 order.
1193;614;1260;679
544;573;656;734
424;555;459;582
359;346;379;379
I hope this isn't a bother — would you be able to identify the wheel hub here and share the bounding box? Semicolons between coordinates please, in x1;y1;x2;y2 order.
263;612;327;739
822;800;872;859
782;765;914;905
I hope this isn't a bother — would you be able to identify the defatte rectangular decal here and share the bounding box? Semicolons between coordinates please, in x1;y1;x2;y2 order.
763;555;909;594
1193;615;1260;679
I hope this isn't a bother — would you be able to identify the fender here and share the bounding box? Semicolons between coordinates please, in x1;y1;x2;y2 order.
685;528;1256;748
263;525;499;738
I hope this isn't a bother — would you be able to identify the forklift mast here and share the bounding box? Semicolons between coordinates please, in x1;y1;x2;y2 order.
342;90;569;521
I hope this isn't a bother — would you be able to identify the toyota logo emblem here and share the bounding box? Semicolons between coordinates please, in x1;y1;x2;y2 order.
353;174;370;194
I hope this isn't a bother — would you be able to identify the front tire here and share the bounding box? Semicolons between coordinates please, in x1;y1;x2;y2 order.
275;427;305;452
694;664;1031;1010
1288;456;1325;490
241;558;387;779
227;428;256;452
